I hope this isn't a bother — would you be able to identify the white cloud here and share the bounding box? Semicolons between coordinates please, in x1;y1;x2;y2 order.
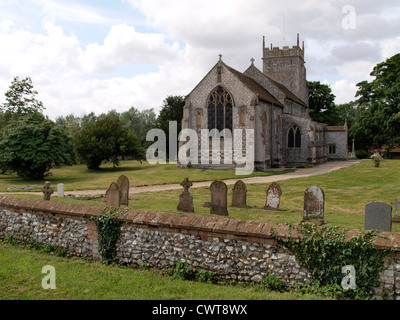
79;23;181;74
1;0;400;119
331;79;358;104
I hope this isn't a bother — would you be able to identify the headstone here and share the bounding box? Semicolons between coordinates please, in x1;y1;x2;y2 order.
231;180;247;208
364;202;392;232
42;181;54;201
116;175;129;206
264;182;282;210
392;199;400;223
177;177;194;213
210;180;228;216
303;186;324;221
57;183;64;198
106;182;121;207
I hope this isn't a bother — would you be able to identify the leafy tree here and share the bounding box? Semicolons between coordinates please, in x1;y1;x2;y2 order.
1;77;44;117
55;114;81;139
350;53;400;151
120;107;157;146
155;95;185;157
74;114;144;170
0;112;75;179
307;81;340;125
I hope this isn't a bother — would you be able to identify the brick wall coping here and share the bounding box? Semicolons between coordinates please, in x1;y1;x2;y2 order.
1;195;400;251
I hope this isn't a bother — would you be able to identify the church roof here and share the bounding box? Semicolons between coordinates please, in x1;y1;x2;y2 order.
263;74;307;107
325;126;347;132
225;64;283;107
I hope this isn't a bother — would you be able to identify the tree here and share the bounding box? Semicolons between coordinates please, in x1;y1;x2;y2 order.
120;107;157;146
74;114;144;170
350;53;400;150
307;81;340;125
0;112;75;179
1;77;44;116
155;95;185;157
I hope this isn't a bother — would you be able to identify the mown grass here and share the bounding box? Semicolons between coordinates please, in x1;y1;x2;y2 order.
0;160;292;192
5;159;400;232
0;241;323;300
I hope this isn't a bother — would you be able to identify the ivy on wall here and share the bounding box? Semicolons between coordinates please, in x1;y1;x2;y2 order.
91;207;126;264
272;223;392;299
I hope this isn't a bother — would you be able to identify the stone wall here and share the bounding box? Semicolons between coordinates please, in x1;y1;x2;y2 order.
1;196;400;299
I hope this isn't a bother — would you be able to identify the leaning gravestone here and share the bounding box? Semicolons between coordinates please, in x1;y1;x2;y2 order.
116;175;129;206
231;180;247;208
106;182;121;207
177;177;194;213
210;180;228;216
364;201;392;232
264;182;282;210
42;181;54;201
303;186;324;221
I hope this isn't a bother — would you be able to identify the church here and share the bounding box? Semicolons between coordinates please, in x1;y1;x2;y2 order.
179;35;348;170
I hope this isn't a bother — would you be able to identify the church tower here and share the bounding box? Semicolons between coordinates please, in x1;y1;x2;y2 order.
262;34;308;106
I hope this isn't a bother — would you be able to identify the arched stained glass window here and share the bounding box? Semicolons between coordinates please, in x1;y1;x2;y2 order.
207;86;233;131
288;125;301;148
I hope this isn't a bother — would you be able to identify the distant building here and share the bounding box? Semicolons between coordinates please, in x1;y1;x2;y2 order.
180;35;348;170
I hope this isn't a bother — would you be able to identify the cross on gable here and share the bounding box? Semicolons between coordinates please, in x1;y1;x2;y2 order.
250;57;255;65
392;199;400;216
180;178;192;194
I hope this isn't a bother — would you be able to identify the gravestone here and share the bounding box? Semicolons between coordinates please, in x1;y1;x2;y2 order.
264;182;282;210
303;186;324;221
210;180;228;216
231;180;247;208
116;175;129;206
57;183;64;198
106;182;121;207
364;202;392;231
42;181;54;201
177;177;194;213
392;199;400;223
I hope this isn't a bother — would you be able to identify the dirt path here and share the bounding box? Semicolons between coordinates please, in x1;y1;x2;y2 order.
1;160;360;196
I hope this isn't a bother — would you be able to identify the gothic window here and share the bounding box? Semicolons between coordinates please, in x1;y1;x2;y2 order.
329;144;336;154
288;125;301;148
207;86;233;131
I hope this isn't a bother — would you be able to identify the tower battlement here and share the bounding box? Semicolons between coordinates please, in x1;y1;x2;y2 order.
262;34;305;61
262;34;308;105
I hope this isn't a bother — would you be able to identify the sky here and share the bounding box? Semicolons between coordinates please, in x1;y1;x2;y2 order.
0;0;399;120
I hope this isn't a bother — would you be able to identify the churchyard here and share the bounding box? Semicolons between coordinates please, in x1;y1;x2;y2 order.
1;158;400;300
4;159;398;232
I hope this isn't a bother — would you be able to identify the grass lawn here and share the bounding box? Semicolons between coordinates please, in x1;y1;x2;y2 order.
0;160;292;192
4;159;400;232
0;241;323;300
128;159;400;232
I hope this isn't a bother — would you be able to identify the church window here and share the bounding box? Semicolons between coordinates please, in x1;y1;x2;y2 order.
207;86;233;131
288;125;301;148
329;144;336;154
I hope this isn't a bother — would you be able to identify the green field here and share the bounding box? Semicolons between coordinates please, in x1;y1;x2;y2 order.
0;241;323;300
1;159;398;300
0;160;291;191
4;159;400;232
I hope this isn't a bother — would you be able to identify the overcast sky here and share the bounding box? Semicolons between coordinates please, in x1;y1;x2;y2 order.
0;0;399;120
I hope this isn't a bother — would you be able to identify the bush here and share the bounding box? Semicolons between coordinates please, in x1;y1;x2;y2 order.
0;112;75;179
75;115;144;170
355;150;369;159
259;274;287;292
